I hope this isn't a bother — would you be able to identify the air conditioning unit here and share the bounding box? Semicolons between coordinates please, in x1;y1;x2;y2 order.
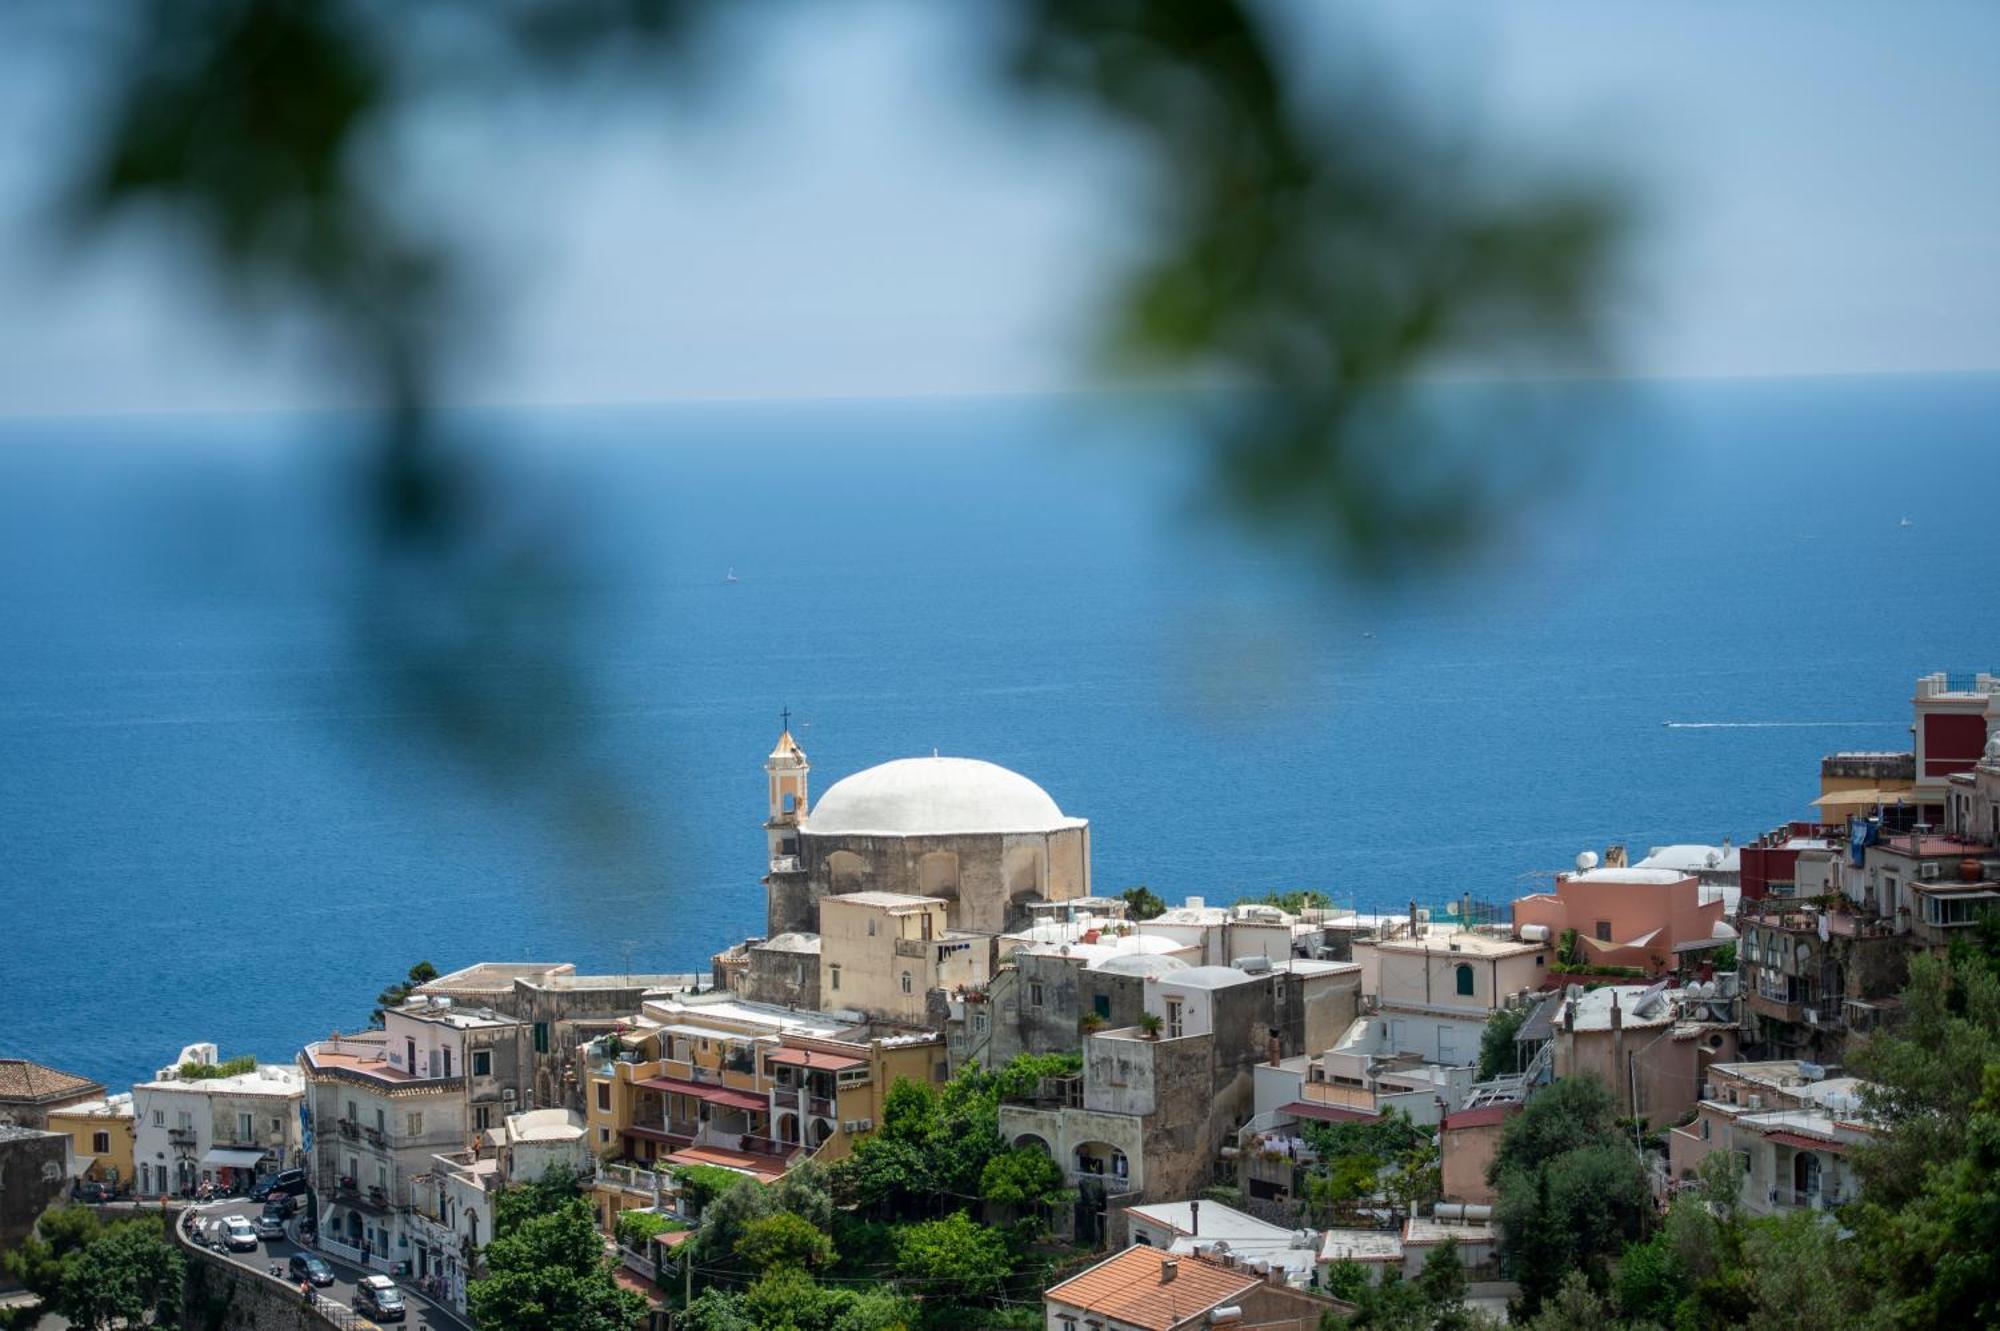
1747;1095;1762;1111
1920;862;1942;881
501;1089;517;1105
1804;1009;1819;1026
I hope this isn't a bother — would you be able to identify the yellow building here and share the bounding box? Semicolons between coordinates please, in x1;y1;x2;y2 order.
819;891;991;1026
579;995;946;1233
46;1095;137;1189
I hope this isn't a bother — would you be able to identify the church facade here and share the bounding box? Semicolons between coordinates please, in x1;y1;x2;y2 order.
761;728;1091;938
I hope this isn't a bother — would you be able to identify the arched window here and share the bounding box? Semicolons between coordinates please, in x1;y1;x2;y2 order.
1455;964;1475;997
900;971;913;995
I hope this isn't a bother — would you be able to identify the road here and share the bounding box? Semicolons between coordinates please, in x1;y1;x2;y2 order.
187;1199;471;1331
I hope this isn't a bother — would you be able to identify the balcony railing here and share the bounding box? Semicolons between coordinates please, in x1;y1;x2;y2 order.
1747;991;1806;1025
336;1118;361;1141
167;1127;197;1145
1070;1169;1137;1197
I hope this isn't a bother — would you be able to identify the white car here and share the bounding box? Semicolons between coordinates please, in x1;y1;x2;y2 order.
219;1216;259;1252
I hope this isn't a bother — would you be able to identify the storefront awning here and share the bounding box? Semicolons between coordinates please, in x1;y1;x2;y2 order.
200;1147;268;1169
634;1076;768;1114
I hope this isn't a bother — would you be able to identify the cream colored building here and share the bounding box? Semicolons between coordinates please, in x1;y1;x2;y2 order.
819;891;991;1025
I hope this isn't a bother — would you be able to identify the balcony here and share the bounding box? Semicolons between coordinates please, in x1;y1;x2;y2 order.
1747;991;1806;1025
1069;1169;1137;1198
1001;1075;1082;1111
336;1118;361;1142
167;1127;197;1146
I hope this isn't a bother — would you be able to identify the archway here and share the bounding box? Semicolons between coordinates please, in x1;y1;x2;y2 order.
828;850;866;893
918;851;960;897
1012;1132;1052;1156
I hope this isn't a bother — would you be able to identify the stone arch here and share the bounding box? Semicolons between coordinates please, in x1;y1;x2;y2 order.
808;1118;833;1148
1073;1141;1128;1180
776;1112;800;1145
1012;1132;1053;1156
828;850;866;893
1004;845;1046;905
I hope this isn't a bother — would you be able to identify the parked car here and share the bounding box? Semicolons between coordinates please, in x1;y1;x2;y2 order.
72;1181;115;1204
262;1193;298;1219
250;1169;307;1203
220;1216;259;1252
288;1253;335;1287
254;1212;287;1241
355;1275;406;1322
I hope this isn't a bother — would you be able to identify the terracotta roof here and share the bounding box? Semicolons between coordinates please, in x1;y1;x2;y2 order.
0;1059;102;1105
1280;1101;1379;1124
1764;1130;1850;1153
1443;1104;1517;1130
664;1144;789;1183
766;1048;866;1071
1046;1246;1260;1331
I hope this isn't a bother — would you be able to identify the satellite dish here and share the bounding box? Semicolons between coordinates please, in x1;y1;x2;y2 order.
1576;850;1600;872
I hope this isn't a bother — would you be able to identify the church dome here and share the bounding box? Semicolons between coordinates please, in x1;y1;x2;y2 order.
805;756;1079;837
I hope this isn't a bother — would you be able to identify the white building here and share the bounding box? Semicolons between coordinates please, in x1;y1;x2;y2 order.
132;1043;303;1198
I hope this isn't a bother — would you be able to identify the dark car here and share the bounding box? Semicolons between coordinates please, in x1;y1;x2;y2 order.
262;1193;298;1219
72;1181;115;1204
250;1169;307;1203
355;1275;406;1322
288;1253;335;1287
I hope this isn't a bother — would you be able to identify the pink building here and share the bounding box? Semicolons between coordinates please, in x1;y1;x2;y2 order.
1512;867;1728;975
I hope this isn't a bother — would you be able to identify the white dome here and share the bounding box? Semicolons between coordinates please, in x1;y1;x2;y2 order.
1094;954;1191;978
805;756;1080;837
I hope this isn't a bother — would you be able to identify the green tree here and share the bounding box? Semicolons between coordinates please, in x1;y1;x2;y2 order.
735;1212;836;1273
494;1163;588;1236
893;1211;1011;1300
2;1205;104;1307
1476;1006;1527;1081
373;959;442;1026
1490;1076;1648;1312
1119;886;1166;920
469;1195;646;1331
54;1221;184;1331
1849;949;2000;1212
980;1146;1072;1231
1850;1062;2000;1329
1514;1272;1613;1331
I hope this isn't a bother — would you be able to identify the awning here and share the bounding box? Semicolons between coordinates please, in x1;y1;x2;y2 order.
765;1048;866;1072
200;1147;268;1169
68;1154;97;1177
634;1076;768;1114
1813;786;1912;808
1279;1101;1379;1124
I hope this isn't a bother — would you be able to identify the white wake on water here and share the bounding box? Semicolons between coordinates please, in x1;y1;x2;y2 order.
1662;721;1891;729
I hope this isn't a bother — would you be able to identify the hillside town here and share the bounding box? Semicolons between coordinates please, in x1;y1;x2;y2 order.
5;669;2000;1330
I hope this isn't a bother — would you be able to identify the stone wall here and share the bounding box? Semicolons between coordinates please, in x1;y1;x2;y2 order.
796;826;1088;935
0;1128;69;1271
179;1226;344;1331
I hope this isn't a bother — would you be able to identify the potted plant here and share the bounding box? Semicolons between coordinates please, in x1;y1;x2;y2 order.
1139;1012;1164;1040
1079;1012;1107;1035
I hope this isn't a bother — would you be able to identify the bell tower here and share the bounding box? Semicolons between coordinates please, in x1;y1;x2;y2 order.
765;711;809;867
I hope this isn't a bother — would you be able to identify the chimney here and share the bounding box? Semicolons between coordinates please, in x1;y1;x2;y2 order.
1161;1257;1178;1284
1190;1199;1200;1237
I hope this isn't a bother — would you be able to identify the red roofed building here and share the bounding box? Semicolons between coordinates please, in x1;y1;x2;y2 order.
1045;1244;1350;1331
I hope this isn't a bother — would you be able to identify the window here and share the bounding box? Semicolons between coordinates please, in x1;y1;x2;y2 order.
1029;981;1044;1007
407;1112;423;1137
597;1083;611;1113
600;1128;611;1144
1595;920;1613;943
1700;1118;1711;1141
153;1110;164;1128
974;1012;987;1032
534;1023;550;1054
1110;1149;1128;1178
238;1112;254;1141
1455;964;1475;997
867;917;877;937
474;1106;491;1131
900;971;913;995
374;1108;385;1133
1093;994;1111;1019
346;1099;357;1123
92;1131;110;1154
830;964;841;991
176;1110;192;1131
1165;998;1184;1040
473;1050;491;1077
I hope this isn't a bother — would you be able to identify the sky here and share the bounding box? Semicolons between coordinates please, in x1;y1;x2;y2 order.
1;0;1998;415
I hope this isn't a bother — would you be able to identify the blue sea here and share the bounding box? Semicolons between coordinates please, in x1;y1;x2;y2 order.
2;377;1995;1092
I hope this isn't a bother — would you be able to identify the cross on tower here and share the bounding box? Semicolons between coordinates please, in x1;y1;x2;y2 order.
780;706;791;732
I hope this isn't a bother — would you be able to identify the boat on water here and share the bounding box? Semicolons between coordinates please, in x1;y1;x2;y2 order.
1897;516;1913;528
725;567;740;583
